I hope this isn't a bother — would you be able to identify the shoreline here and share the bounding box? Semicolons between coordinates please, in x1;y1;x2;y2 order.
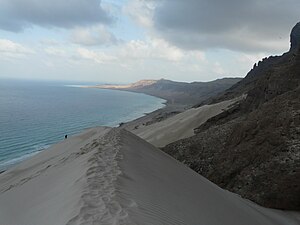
1;90;299;224
87;84;190;131
0;90;168;171
1;127;299;224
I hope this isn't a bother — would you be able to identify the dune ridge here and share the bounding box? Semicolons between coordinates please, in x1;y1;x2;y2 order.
0;127;299;225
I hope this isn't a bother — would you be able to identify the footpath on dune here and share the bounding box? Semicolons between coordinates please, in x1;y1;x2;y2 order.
0;127;299;225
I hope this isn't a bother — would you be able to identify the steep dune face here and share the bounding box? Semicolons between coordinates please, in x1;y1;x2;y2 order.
163;22;300;210
116;129;300;225
0;128;299;225
132;97;243;147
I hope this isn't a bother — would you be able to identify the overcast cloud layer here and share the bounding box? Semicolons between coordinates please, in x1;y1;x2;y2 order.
0;0;299;82
153;0;300;52
0;0;112;32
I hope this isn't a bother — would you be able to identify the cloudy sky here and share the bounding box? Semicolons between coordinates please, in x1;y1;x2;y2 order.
0;0;299;83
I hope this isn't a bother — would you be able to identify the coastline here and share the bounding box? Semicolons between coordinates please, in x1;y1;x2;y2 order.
2;89;298;224
0;88;167;171
1;19;299;224
87;86;188;132
1;126;299;225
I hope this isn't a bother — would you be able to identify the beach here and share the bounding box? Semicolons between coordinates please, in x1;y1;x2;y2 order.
0;86;299;225
0;124;299;224
1;2;299;223
0;80;166;171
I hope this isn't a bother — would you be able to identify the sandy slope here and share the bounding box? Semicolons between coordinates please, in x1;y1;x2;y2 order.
0;127;111;225
0;127;299;225
132;97;243;147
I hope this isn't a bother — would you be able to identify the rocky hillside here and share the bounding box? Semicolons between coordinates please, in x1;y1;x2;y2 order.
163;22;300;210
95;78;241;106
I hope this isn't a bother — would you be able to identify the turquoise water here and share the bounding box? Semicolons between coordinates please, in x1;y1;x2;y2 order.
0;79;165;170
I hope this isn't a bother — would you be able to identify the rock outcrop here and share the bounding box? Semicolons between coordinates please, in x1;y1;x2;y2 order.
163;22;300;210
290;22;300;52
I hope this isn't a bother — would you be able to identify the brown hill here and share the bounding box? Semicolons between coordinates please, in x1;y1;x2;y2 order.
163;22;300;210
95;78;241;106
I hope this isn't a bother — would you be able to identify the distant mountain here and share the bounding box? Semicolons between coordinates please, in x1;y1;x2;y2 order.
98;79;157;89
95;78;242;106
163;22;300;210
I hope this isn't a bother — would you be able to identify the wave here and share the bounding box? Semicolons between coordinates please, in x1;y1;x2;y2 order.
0;144;50;170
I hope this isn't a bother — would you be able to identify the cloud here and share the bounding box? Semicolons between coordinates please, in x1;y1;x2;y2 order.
0;39;34;58
70;26;119;46
152;0;300;52
75;37;188;64
237;53;268;65
77;48;116;63
44;47;66;57
0;0;112;32
70;37;208;82
39;39;61;46
119;38;185;61
123;0;155;28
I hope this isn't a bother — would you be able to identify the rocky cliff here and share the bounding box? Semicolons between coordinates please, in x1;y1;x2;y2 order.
163;22;300;210
291;22;300;52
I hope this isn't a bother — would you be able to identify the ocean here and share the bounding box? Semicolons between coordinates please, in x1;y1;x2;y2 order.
0;79;165;170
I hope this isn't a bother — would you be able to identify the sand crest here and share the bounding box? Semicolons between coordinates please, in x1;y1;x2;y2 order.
0;127;299;225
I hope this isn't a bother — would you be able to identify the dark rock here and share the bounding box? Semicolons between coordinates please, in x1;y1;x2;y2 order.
290;22;300;52
163;22;300;210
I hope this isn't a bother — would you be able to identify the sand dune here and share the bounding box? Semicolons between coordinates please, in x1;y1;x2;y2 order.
0;127;111;225
133;96;243;147
0;127;299;225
